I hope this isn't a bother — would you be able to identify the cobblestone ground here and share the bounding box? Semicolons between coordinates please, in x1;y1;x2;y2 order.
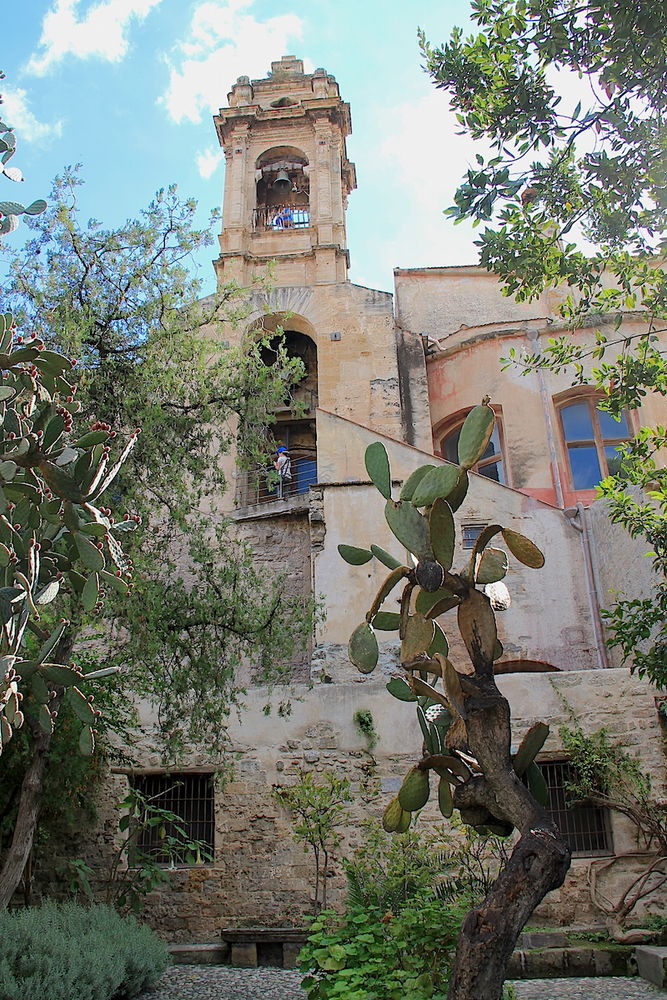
137;966;667;1000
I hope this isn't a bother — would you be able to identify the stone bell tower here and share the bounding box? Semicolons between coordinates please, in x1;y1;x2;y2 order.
213;56;356;287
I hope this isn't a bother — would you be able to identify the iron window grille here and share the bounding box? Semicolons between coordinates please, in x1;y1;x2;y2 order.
130;772;214;865
538;760;612;857
462;524;487;550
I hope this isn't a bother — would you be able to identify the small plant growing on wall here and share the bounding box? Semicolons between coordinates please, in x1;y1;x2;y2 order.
64;784;213;914
559;721;667;940
336;400;571;1000
273;769;352;911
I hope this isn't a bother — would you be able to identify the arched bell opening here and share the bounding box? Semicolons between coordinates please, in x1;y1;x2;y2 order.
253;146;310;231
239;322;318;506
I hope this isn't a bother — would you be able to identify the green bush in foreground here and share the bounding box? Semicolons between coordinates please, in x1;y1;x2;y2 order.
0;901;168;1000
299;893;465;1000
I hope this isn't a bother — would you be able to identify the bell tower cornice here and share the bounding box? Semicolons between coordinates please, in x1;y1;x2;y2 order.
212;56;356;288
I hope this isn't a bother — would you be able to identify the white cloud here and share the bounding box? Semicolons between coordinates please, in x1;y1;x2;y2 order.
196;146;224;179
160;0;304;124
1;87;63;142
372;92;491;274
26;0;164;76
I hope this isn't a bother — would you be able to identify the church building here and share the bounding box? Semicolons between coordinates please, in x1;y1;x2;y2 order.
92;56;665;952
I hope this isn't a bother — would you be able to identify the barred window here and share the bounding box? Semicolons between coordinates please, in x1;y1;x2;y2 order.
539;760;612;856
130;772;214;865
462;523;487;550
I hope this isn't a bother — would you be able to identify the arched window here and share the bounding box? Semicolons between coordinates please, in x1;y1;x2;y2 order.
557;396;631;490
438;412;507;484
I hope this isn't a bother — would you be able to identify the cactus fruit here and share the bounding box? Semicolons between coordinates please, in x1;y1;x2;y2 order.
513;723;550;776
415;557;445;593
370;544;403;570
382;796;404;832
401;613;435;661
372;611;401;631
411;464;460;508
475;547;509;585
400;465;436;501
501;528;545;568
398;766;430;811
386;677;417;702
429;498;455;571
350;410;549;846
438;776;454;818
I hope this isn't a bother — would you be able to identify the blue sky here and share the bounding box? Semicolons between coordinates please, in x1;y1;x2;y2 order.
3;0;484;294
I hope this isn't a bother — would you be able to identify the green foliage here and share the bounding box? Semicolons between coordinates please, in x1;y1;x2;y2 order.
559;723;667;852
0;72;47;236
3;169;315;756
559;720;667;927
353;709;378;753
0;316;134;757
344;823;451;913
299;894;465;1000
274;769;352;910
0;900;168;1000
0;696;106;853
65;784;213;914
435;823;512;904
421;2;667;687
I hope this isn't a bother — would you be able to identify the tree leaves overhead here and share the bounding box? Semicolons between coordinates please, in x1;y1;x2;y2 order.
422;2;667;688
0;172;316;756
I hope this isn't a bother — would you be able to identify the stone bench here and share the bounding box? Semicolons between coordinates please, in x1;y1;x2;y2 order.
220;927;308;969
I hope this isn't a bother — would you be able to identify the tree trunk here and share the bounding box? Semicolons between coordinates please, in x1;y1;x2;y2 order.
0;721;53;908
447;674;571;999
448;829;570;999
0;633;75;909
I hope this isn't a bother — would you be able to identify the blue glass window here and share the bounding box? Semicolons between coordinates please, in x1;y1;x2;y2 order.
559;398;630;490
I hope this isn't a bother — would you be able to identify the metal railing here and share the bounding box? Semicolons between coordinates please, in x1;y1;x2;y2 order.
272;387;318;416
252;205;310;231
237;455;317;508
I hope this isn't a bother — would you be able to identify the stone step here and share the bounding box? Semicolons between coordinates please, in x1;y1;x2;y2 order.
634;946;667;988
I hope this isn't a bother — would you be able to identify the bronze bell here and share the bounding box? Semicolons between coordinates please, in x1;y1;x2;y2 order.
273;169;291;193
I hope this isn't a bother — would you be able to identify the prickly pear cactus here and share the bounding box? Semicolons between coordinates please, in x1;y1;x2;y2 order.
338;400;548;836
0;312;136;756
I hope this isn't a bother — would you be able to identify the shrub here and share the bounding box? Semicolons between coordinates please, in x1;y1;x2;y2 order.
299;893;466;1000
0;901;168;1000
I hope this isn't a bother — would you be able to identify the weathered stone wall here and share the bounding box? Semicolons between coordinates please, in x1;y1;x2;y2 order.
62;668;664;942
234;509;312;682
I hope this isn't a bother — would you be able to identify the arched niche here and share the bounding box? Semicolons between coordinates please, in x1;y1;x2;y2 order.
248;315;318;502
254;147;310;231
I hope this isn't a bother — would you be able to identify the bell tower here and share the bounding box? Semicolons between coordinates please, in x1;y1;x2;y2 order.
213;56;356;287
